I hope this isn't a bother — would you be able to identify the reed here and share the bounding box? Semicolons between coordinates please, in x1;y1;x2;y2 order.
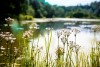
0;25;100;67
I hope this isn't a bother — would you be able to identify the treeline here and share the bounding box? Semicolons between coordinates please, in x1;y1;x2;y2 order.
0;0;100;23
31;0;100;18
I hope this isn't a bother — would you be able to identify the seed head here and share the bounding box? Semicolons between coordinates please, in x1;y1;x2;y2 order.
61;36;67;45
72;28;80;36
57;30;62;38
0;32;16;43
22;30;33;39
74;45;81;52
56;47;64;55
62;29;71;37
92;25;100;32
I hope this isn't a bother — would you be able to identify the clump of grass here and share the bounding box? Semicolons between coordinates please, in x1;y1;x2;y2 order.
44;27;52;67
90;41;100;67
90;25;100;67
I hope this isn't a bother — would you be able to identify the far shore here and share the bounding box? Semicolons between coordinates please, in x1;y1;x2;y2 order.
21;18;100;24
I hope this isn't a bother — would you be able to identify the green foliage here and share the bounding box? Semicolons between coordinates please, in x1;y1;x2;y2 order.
19;14;34;20
0;0;100;24
31;0;100;18
0;0;27;22
26;6;35;16
54;7;65;17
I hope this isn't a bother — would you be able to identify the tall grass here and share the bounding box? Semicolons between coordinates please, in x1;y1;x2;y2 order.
0;24;100;67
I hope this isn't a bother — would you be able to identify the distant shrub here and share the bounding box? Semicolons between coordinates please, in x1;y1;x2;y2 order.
19;14;34;21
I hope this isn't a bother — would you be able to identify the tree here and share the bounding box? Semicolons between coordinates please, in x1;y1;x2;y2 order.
26;6;35;16
0;0;27;23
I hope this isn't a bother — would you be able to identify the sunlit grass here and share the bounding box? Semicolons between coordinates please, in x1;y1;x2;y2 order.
0;22;100;67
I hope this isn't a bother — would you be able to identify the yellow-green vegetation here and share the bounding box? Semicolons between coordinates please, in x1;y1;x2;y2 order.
0;22;100;67
19;14;34;21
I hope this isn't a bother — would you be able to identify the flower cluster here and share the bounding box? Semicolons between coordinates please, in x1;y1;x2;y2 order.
74;45;81;52
56;47;64;55
14;47;18;53
62;29;71;37
56;28;81;53
69;41;81;52
5;17;14;23
72;28;80;36
92;25;100;32
0;32;16;43
0;46;5;50
61;36;67;45
57;29;71;45
22;30;33;39
69;41;75;49
57;30;62;38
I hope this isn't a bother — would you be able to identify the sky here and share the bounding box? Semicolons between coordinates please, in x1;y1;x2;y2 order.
45;0;100;6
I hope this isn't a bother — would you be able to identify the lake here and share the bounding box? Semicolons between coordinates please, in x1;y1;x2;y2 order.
28;22;100;60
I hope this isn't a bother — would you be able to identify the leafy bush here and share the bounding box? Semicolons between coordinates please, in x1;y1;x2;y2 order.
19;14;34;21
